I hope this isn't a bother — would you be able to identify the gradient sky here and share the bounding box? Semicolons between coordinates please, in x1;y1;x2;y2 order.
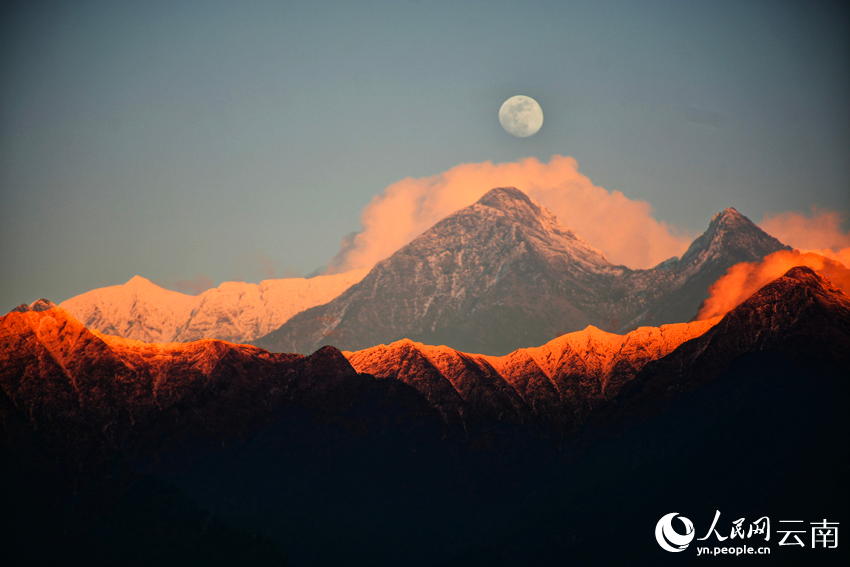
1;0;848;312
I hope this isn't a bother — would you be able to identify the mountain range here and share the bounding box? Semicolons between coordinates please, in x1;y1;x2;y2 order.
2;265;844;452
59;269;368;344
256;187;788;355
344;317;719;430
57;187;787;356
2;266;848;565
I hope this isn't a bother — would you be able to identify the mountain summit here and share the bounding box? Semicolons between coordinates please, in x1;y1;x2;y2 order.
256;188;627;354
633;206;791;326
255;189;787;355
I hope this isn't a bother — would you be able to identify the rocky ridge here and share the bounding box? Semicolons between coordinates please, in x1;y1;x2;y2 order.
344;317;719;429
256;187;788;355
4;267;842;447
2;267;848;566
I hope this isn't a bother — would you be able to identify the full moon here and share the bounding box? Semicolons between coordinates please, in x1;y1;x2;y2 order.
499;95;543;138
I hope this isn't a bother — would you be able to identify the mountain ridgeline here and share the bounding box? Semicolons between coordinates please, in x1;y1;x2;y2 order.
2;267;848;565
59;269;369;344
255;187;788;355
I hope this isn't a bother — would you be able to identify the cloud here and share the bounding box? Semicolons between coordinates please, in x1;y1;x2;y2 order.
759;207;850;266
327;155;693;272
697;250;850;320
797;247;850;267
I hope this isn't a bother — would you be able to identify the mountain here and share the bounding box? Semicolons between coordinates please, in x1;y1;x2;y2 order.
344;317;720;430
636;205;795;326
444;267;850;565
255;187;788;355
4;267;841;446
3;267;848;566
0;299;433;462
0;298;718;463
0;301;439;566
10;298;59;312
2;267;848;565
59;269;368;344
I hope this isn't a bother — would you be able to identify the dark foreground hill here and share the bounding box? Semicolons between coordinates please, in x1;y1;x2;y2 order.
1;267;847;566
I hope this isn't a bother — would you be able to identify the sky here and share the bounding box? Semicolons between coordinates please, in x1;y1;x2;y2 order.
1;0;849;312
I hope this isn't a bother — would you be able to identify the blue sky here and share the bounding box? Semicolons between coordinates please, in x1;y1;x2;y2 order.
1;0;848;311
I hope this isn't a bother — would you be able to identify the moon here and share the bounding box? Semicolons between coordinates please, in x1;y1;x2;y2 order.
499;95;543;138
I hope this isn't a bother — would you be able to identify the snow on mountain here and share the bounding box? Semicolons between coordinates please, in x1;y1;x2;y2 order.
59;269;368;344
255;188;787;356
0;303;361;459
56;190;786;355
344;317;720;425
627;207;791;328
4;266;847;440
173;269;369;343
10;265;844;441
4;266;848;566
59;276;196;343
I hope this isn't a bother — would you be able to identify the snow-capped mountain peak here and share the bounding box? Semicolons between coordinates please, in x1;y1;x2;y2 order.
59;269;369;344
256;189;789;356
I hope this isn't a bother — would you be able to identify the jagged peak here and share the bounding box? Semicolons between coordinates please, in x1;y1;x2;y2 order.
470;187;546;227
707;207;753;232
680;207;788;265
723;265;850;324
712;207;745;223
30;298;58;312
769;265;845;295
784;265;818;279
531;324;623;354
9;298;59;313
476;186;535;209
577;324;615;337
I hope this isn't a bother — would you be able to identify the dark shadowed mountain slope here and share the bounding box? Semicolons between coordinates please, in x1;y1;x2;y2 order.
2;268;848;566
7;267;842;447
343;267;850;436
344;318;720;431
597;265;850;432
442;267;850;566
0;305;442;471
255;187;788;355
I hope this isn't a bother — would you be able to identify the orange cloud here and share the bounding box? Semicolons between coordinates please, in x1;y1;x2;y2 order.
697;250;850;320
799;247;850;267
759;207;850;267
327;155;694;272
